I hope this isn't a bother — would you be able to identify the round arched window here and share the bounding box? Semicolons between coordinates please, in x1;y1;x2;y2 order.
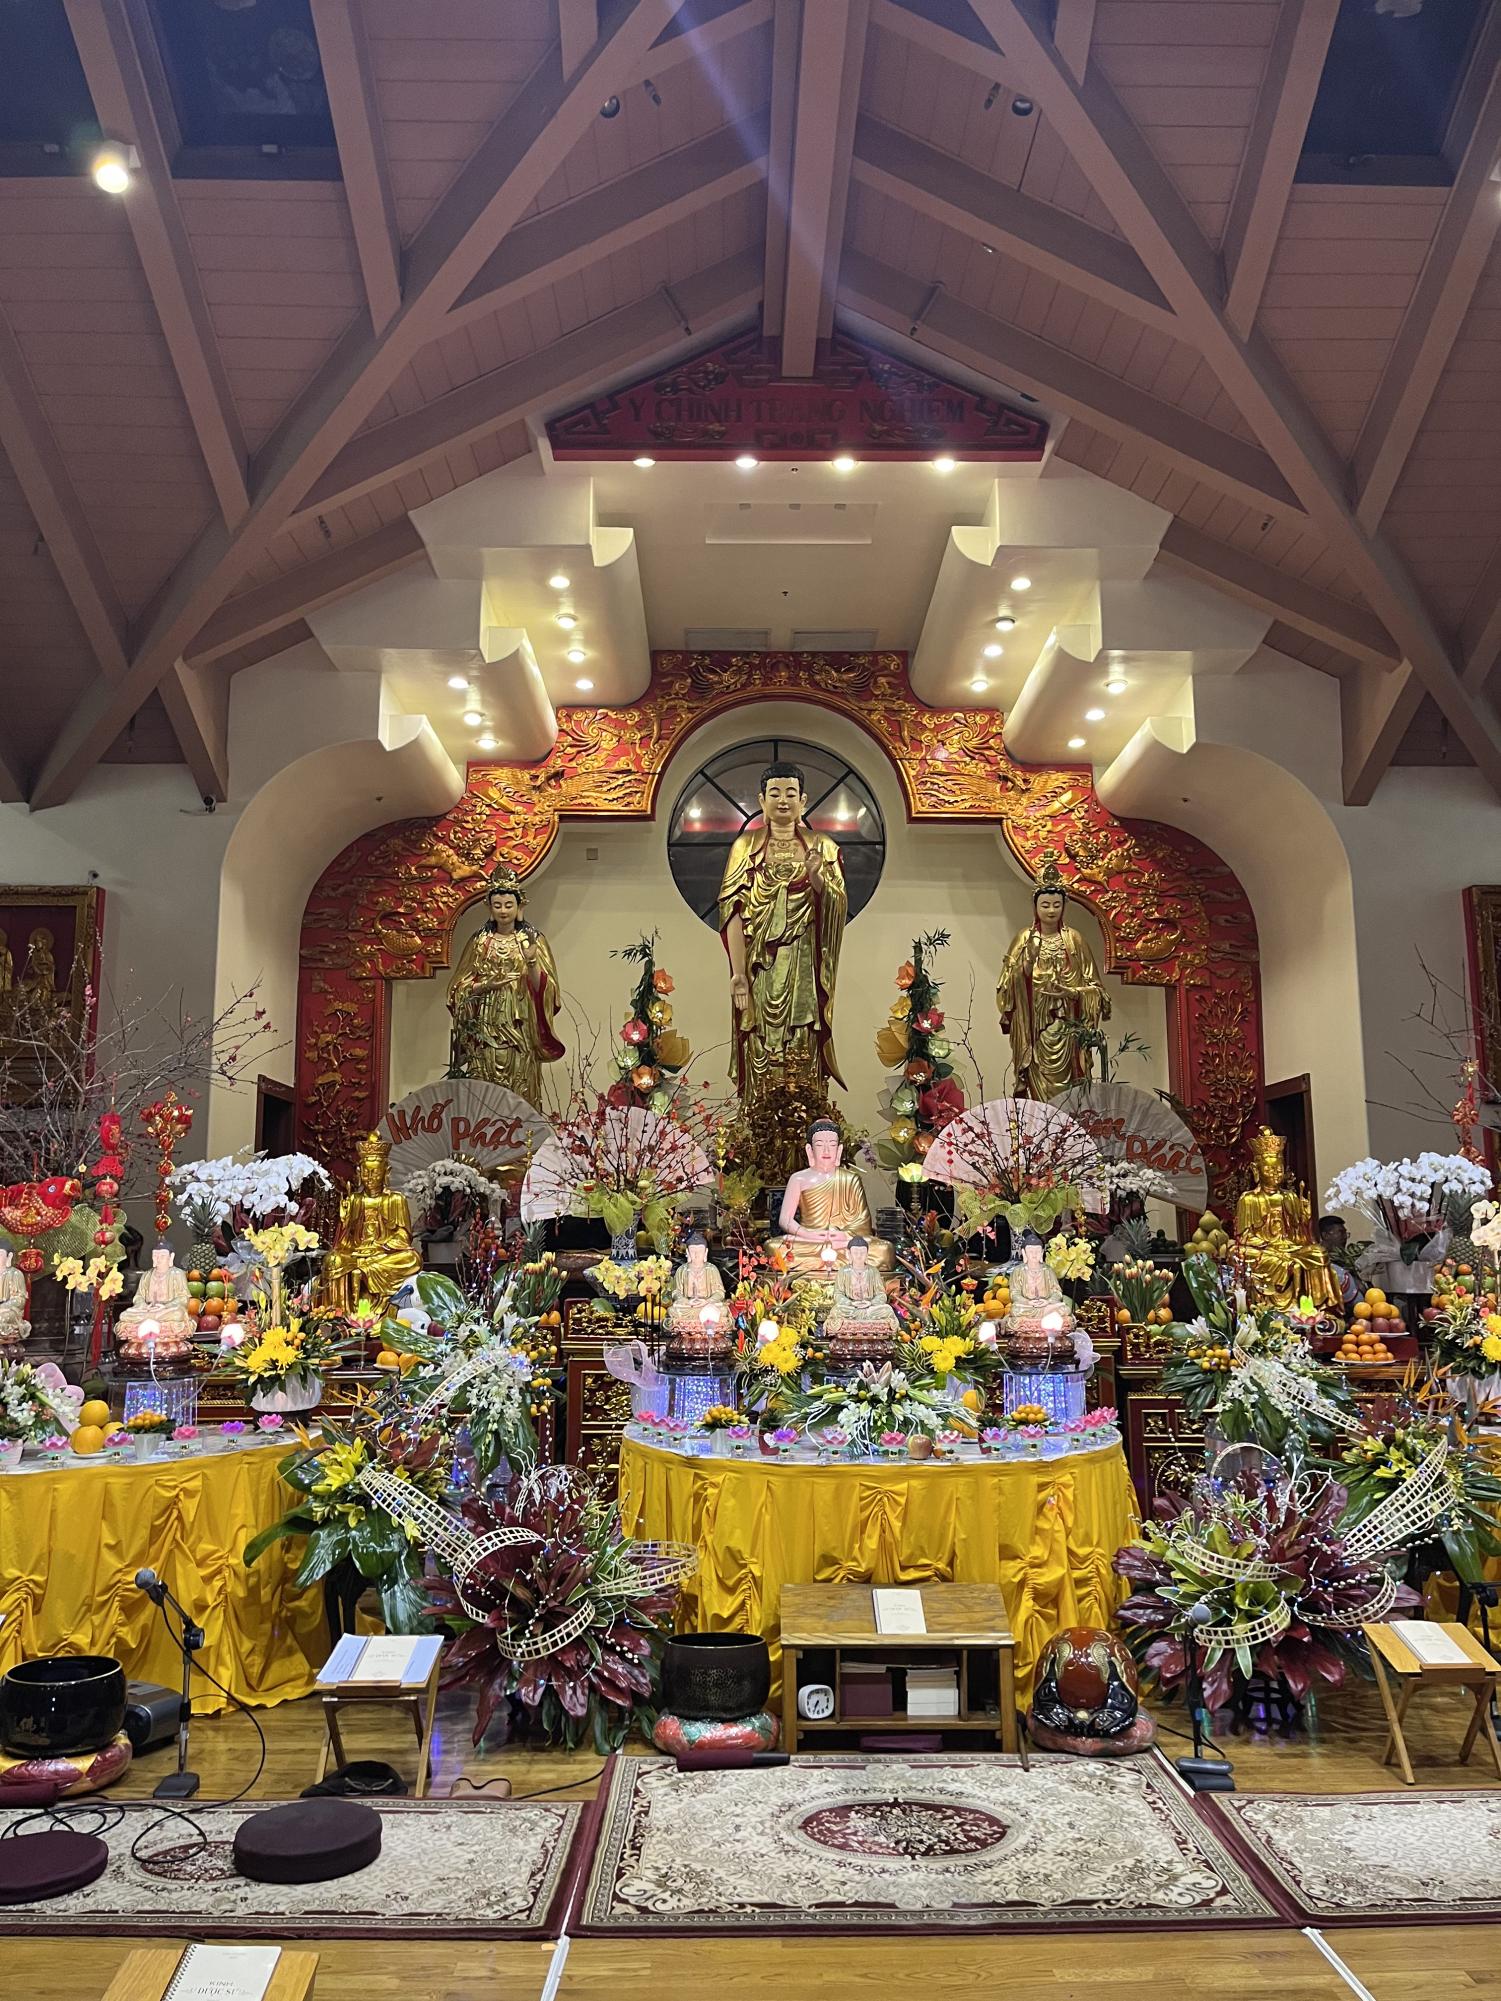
667;736;886;927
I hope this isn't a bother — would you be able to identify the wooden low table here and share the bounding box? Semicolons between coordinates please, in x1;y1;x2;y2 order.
1364;1619;1501;1786
779;1582;1023;1760
312;1644;443;1799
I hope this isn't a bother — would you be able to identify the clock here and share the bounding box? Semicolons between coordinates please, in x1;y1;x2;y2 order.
797;1683;835;1721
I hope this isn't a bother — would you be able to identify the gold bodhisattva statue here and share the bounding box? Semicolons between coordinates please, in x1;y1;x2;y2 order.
446;867;564;1110
1233;1126;1343;1315
317;1131;422;1320
769;1120;893;1276
719;760;846;1106
996;864;1109;1102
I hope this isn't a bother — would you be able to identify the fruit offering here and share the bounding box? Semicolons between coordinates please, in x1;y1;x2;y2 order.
1336;1295;1397;1366
1185;1334;1233;1373
1350;1286;1404;1336
979;1274;1012;1319
1185;1210;1231;1259
185;1266;238;1339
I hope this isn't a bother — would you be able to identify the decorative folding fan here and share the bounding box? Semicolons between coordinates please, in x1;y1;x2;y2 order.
919;1095;1100;1188
384;1080;553;1186
1057;1080;1209;1210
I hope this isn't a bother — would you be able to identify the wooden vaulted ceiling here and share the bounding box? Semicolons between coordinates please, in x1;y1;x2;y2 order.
2;0;1501;808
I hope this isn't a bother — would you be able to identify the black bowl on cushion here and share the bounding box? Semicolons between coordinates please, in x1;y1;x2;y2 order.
233;1798;383;1884
660;1633;771;1721
0;1657;127;1756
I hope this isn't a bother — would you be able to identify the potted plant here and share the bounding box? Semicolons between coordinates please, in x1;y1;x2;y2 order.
222;1314;345;1413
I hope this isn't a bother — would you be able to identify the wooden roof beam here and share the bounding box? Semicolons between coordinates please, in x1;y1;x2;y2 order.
184;519;428;668
1052;0;1096;82
309;0;403;334
965;0;1501;802
761;0;802;340
29;0;689;809
304;249;762;517
62;0;249;527
1156;520;1400;670
1222;0;1341;339
841;249;1301;517
452;113;769;330
852;114;1177;334
0;311;226;799
1353;44;1501;529
779;0;869;373
559;0;601;77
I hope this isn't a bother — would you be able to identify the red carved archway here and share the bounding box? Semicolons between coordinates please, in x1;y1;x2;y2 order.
296;653;1263;1202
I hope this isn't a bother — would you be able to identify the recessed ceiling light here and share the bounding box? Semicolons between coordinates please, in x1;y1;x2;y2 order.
477;734;497;751
547;573;570;590
1106;675;1128;695
91;143;136;194
994;615;1016;632
447;674;470;690
969;676;989;693
462;710;483;727
982;643;1003;659
633;455;655;468
575;677;594;692
1084;707;1106;722
566;646;587;664
1067;736;1086;750
832;455;857;472
932;455;956;473
556;612;577;629
1010;575;1032;591
735;453;758;470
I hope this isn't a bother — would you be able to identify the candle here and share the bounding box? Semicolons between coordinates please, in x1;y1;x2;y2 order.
976;1320;998;1347
757;1318;778;1347
699;1304;721;1328
819;1243;837;1268
1041;1311;1062;1331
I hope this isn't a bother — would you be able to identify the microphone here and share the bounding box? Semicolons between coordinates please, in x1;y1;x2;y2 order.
133;1566;204;1800
135;1567;166;1605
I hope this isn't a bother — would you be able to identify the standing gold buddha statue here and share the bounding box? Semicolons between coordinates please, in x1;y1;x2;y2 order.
1233;1126;1343;1315
996;864;1109;1102
316;1131;422;1320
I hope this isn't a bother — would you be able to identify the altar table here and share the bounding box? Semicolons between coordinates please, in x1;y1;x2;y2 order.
0;1444;327;1712
619;1436;1139;1704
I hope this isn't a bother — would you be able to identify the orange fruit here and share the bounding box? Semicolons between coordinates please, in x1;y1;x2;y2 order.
78;1398;111;1430
1115;1307;1132;1325
186;1269;202;1283
69;1424;104;1456
374;1349;399;1369
1353;1301;1372;1320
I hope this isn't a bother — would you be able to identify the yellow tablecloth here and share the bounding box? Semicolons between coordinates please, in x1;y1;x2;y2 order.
619;1437;1140;1704
0;1444;327;1712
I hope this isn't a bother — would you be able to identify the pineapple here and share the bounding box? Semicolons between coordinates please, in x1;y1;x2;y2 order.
181;1196;220;1275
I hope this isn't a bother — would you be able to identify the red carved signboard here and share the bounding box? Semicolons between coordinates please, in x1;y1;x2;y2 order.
295;652;1263;1208
546;328;1049;462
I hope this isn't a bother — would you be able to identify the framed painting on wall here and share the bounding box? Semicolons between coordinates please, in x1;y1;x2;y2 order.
0;886;103;1051
1464;886;1501;1177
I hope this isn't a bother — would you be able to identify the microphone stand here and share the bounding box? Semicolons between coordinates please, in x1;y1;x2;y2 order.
139;1571;203;1799
1174;1631;1236;1794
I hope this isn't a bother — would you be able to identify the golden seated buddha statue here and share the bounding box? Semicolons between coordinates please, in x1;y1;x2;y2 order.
1233;1126;1343;1315
316;1130;422;1320
768;1121;893;1276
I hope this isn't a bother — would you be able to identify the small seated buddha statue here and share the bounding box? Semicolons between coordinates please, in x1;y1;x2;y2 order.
668;1234;730;1359
0;1246;31;1352
769;1120;893;1276
1002;1231;1077;1364
116;1244;196;1367
1234;1126;1343;1315
823;1237;900;1364
317;1131;422;1320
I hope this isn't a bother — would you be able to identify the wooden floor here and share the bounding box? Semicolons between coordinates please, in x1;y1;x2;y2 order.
5;1675;1499;2000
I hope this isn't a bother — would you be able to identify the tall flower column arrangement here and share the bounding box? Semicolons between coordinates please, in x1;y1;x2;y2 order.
610;937;691;1113
871;931;965;1187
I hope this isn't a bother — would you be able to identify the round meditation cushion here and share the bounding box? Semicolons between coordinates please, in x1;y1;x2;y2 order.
0;1830;110;1904
232;1797;383;1885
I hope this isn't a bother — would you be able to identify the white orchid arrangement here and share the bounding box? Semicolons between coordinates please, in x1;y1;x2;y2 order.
170;1150;331;1225
401;1157;503;1222
1325;1152;1492;1223
1473;1199;1501;1260
1088;1159;1177;1203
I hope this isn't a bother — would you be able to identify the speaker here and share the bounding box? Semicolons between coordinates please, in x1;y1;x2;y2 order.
123;1681;180;1754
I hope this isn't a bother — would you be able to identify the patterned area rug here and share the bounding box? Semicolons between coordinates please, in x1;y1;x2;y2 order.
0;1798;583;1938
1212;1791;1501;1924
578;1754;1279;1934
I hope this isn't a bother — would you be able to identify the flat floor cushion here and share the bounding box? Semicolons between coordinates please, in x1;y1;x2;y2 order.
232;1798;383;1884
0;1829;110;1903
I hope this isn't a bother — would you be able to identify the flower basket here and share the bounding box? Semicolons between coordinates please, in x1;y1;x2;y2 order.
249;1371;323;1415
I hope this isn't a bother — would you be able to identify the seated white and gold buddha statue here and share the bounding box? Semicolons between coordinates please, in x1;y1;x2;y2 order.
668;1233;730;1358
316;1130;422;1320
769;1120;893;1276
116;1244;196;1366
823;1236;900;1363
0;1247;31;1352
1002;1231;1077;1363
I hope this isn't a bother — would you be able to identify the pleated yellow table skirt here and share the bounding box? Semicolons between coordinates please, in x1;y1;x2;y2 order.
619;1436;1140;1705
0;1444;327;1713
